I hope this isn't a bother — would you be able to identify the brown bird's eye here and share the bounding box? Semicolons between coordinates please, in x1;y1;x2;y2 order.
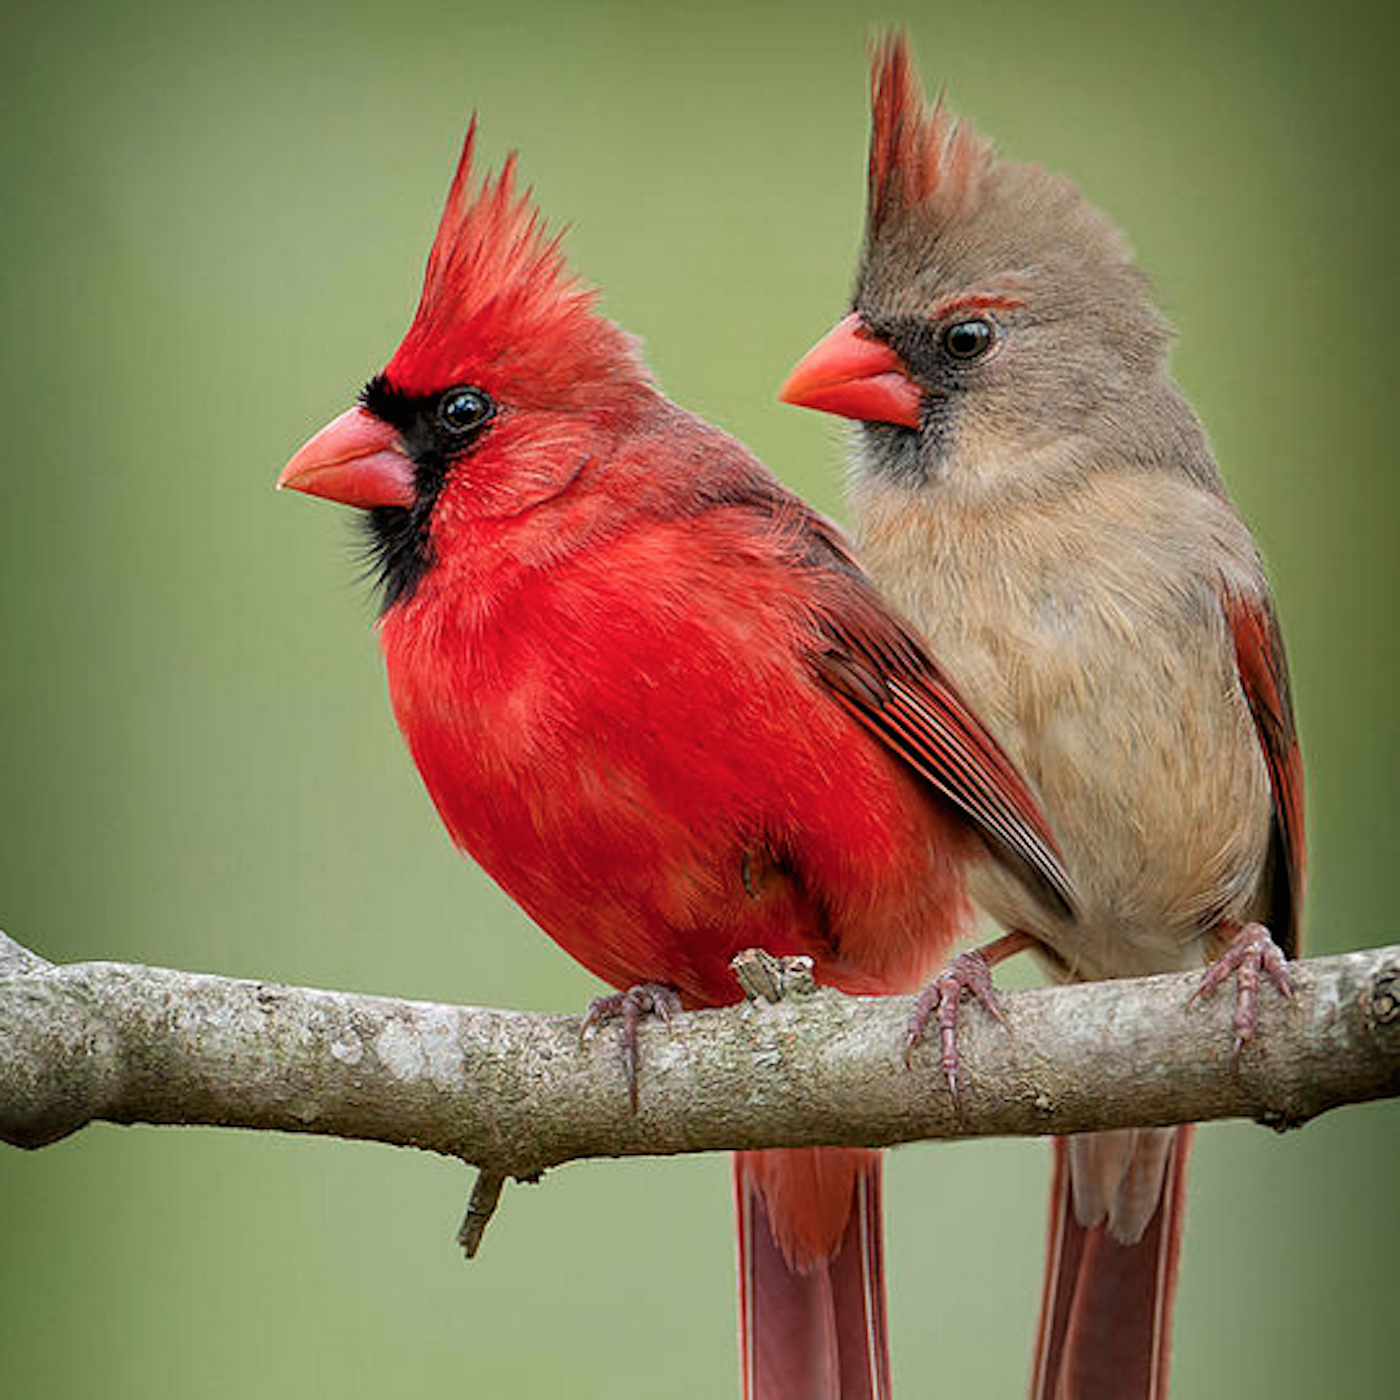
438;385;495;434
942;319;994;360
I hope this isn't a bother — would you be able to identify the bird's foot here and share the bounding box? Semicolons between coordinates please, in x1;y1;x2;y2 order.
581;983;683;1112
905;949;1008;1101
905;930;1035;1099
1189;921;1293;1068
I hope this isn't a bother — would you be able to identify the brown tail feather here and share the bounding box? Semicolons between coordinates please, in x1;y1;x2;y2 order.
1031;1128;1193;1400
736;1149;891;1400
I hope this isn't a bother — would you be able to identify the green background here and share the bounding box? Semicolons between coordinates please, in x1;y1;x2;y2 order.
3;1;1396;1395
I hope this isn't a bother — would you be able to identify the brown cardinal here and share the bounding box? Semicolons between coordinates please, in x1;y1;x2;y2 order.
781;37;1303;1400
278;123;1074;1399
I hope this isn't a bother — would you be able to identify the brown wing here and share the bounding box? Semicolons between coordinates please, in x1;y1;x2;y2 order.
1223;590;1305;955
808;570;1075;920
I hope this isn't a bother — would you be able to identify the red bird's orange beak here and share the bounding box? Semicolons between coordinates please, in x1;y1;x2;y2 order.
779;313;922;429
277;406;416;509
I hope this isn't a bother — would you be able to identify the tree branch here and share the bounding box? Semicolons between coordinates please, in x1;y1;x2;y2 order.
3;928;1397;1186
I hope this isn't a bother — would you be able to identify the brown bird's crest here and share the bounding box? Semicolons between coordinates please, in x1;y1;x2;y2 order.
868;34;992;236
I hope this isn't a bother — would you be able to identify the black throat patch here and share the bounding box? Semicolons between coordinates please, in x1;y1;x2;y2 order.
356;374;492;613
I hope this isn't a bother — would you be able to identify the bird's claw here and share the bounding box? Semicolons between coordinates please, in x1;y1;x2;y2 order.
1189;921;1293;1068
904;949;1006;1100
582;983;683;1111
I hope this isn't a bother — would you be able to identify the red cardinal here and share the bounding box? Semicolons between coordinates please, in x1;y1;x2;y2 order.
279;125;1073;1399
781;37;1304;1400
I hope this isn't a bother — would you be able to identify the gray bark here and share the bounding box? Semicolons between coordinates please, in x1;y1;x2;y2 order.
3;928;1396;1181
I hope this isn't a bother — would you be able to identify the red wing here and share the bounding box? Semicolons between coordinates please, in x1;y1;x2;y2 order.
1224;590;1305;955
696;472;1074;920
810;577;1075;920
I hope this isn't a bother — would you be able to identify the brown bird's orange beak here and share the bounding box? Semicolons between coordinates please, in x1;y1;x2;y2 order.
779;313;922;429
277;407;416;509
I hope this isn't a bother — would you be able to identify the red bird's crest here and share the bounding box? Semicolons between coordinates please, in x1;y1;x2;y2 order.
384;120;641;406
867;34;992;235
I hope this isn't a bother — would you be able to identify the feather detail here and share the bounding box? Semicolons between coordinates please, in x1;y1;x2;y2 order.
868;33;992;236
737;1149;891;1400
809;591;1074;920
1033;1130;1192;1400
1222;590;1305;954
385;121;643;404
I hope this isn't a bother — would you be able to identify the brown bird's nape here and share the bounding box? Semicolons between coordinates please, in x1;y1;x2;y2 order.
782;32;1303;1400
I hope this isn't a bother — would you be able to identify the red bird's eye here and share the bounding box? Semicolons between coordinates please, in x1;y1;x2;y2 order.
438;385;495;434
942;319;995;360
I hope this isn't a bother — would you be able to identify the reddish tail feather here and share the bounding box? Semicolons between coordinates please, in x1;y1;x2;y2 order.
1031;1128;1193;1400
736;1148;891;1400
